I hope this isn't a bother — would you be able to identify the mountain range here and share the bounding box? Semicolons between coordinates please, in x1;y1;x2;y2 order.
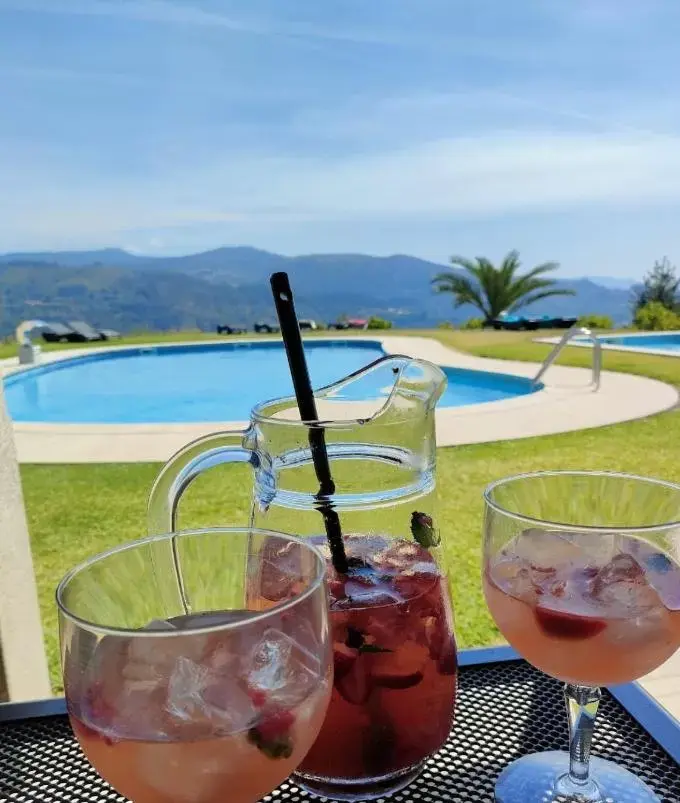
0;247;636;336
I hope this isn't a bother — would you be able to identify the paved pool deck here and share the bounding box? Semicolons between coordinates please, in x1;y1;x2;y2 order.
537;331;680;358
1;334;677;463
640;652;680;723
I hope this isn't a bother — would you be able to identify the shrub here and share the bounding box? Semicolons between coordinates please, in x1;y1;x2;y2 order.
366;316;392;330
578;314;613;330
437;321;455;330
461;317;484;330
634;301;680;331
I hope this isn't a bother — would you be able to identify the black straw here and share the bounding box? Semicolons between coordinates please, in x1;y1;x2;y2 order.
270;272;348;574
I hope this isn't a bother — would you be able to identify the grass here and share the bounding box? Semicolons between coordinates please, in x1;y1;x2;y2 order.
18;328;680;691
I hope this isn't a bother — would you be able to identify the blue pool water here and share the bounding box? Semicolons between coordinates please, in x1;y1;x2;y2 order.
4;340;539;423
584;333;680;355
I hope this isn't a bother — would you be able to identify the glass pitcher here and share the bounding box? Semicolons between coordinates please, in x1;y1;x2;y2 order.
147;354;458;801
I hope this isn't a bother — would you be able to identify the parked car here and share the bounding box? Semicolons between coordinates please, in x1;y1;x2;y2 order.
299;319;318;331
253;321;281;334
216;324;247;335
328;320;350;330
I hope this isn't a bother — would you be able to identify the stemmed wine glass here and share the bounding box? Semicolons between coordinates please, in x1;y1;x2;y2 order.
57;527;332;803
483;471;680;802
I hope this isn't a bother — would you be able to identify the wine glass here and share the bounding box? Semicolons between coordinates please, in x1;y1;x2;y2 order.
57;527;332;803
483;471;680;802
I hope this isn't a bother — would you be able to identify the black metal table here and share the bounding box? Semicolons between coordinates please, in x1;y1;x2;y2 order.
2;646;679;802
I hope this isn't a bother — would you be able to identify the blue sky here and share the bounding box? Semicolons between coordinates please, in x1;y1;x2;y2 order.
1;0;680;277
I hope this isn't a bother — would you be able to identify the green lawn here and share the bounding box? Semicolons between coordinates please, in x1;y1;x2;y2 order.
19;329;680;691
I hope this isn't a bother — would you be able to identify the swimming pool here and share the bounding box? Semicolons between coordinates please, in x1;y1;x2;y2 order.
577;332;680;356
4;340;540;423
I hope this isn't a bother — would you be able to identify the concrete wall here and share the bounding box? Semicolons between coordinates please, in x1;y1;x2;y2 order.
0;381;51;700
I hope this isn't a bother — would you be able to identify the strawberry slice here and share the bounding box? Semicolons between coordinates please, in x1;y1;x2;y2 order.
255;709;295;741
372;643;427;690
327;576;347;602
246;687;268;708
248;707;295;759
373;669;423;689
535;607;607;640
75;683;117;745
333;643;359;682
335;656;372;705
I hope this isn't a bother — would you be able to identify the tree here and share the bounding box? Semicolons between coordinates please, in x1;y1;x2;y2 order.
634;301;680;331
632;257;680;313
431;250;573;324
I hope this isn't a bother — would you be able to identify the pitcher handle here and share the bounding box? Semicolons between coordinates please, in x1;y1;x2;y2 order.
147;429;256;535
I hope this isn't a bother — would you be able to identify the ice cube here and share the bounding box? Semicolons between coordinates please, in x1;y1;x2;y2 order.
570;531;618;569
595;578;661;613
510;529;581;571
167;656;210;721
337;586;404;609
165;655;254;736
490;558;539;602
371;539;430;572
247;628;321;706
592;553;661;613
123;635;204;691
81;637;174;740
344;534;392;564
592;553;644;596
394;561;440;600
259;538;304;602
629;544;680;611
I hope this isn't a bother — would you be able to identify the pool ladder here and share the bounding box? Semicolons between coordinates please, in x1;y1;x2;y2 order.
532;326;602;391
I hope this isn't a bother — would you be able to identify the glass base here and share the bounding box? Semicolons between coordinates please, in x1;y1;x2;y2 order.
495;751;660;802
294;762;423;801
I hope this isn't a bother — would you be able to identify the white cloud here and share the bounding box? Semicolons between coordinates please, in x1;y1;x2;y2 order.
547;0;658;24
0;0;411;46
3;130;680;249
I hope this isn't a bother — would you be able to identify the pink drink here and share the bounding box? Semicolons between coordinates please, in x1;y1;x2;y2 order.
66;611;331;803
296;535;457;788
484;530;680;686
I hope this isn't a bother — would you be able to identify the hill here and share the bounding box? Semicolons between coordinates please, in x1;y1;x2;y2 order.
0;248;634;335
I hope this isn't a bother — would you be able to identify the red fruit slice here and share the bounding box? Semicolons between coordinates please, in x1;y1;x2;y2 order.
248;708;295;759
85;682;116;726
535;607;607;640
247;687;268;708
333;643;359;682
371;642;427;690
327;576;347;602
373;669;424;689
335;657;372;705
255;708;295;742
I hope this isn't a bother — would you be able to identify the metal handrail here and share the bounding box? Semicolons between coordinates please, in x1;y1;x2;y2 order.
532;325;601;391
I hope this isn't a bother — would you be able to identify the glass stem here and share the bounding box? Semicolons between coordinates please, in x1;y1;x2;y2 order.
563;684;601;790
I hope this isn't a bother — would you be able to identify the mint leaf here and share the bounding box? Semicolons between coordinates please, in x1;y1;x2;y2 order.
359;644;393;654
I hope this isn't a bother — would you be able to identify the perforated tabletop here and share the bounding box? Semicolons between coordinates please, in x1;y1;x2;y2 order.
1;651;679;802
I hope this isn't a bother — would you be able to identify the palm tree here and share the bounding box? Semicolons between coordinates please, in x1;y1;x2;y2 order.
431;250;573;324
